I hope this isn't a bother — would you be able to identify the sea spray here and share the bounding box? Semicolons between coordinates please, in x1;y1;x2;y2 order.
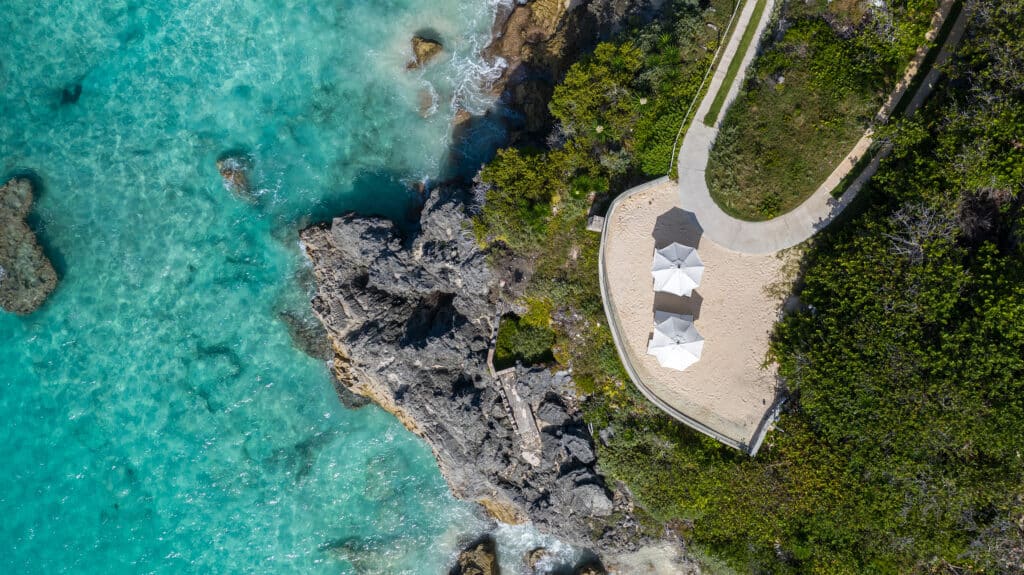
449;0;513;115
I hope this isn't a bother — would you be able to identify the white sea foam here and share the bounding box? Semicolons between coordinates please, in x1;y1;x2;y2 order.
493;522;584;573
447;0;512;116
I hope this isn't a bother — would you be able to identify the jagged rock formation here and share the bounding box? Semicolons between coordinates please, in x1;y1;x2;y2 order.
0;177;58;315
450;536;499;575
408;35;445;69
526;547;552;572
483;0;661;134
300;187;641;552
216;154;255;201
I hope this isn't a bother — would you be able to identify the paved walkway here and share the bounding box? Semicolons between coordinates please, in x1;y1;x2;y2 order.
678;0;962;254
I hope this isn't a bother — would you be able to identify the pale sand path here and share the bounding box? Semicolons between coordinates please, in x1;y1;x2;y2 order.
600;179;786;449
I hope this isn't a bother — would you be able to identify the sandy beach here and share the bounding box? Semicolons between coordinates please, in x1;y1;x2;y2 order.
602;180;788;447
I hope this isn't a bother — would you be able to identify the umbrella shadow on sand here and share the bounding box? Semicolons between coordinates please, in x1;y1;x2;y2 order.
652;206;703;249
651;207;705;321
654;290;704;321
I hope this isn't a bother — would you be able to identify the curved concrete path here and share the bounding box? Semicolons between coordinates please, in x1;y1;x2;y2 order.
678;0;963;254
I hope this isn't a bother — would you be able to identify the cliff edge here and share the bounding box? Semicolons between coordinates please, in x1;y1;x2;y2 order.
300;188;645;553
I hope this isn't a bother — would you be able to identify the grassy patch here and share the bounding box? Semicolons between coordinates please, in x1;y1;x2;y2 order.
706;2;935;220
702;0;767;126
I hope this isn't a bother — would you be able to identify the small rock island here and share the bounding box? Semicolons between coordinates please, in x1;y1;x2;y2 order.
0;177;58;315
407;34;444;69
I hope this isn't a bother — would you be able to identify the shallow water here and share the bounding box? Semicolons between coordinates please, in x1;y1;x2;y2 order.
0;1;558;573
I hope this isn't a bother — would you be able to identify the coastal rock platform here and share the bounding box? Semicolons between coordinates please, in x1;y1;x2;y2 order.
300;187;642;554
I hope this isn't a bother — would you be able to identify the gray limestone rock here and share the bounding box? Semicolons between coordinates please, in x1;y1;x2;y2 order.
0;177;58;315
299;186;638;554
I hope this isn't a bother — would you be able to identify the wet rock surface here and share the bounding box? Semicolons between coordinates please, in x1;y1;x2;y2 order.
299;187;643;553
216;154;255;201
450;535;499;575
525;546;551;572
408;35;444;69
0;177;58;315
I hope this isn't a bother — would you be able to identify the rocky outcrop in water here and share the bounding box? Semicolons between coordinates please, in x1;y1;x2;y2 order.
450;536;499;575
0;177;58;315
216;154;255;201
300;187;644;553
408;35;445;70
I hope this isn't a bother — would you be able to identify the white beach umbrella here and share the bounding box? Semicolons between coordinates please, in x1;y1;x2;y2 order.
651;243;704;296
647;313;704;371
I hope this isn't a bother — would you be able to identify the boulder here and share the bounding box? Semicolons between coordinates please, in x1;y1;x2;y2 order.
0;177;58;315
408;35;444;70
525;547;552;572
574;560;607;575
450;536;499;575
216;154;254;201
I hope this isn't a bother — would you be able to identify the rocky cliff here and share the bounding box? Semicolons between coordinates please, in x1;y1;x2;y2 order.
297;0;696;566
482;0;663;135
300;187;646;553
0;177;58;315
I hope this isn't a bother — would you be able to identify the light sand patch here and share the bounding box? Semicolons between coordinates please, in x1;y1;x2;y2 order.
603;180;787;447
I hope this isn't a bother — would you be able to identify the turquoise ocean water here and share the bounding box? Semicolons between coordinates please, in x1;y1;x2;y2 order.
0;1;570;573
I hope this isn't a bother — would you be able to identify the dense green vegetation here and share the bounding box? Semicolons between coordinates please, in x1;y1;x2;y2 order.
476;0;739;392
706;0;937;220
494;299;558;370
702;0;768;126
599;1;1024;571
476;0;1023;572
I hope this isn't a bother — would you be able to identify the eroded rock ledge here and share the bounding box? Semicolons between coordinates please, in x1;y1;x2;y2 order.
481;0;662;135
0;177;58;315
300;187;643;553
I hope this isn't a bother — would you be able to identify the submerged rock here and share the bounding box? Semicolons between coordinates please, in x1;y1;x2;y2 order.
300;187;637;553
277;308;333;360
323;535;408;574
408;35;444;70
0;177;58;315
216;154;255;201
450;536;499;575
418;87;438;118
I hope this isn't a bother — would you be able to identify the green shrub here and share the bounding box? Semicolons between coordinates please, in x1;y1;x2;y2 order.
494;312;556;370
